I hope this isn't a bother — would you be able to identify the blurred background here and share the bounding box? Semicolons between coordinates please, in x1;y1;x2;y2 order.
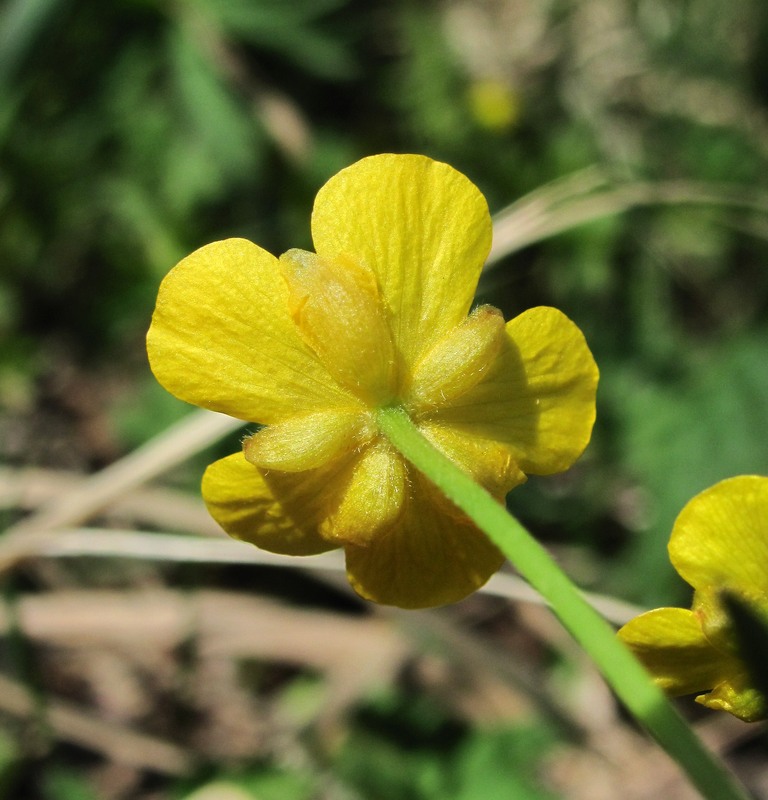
1;0;768;798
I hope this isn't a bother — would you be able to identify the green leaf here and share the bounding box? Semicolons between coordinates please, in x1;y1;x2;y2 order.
0;0;69;87
200;0;357;79
168;23;260;179
0;726;21;796
452;727;557;800
179;767;314;800
240;768;313;800
41;768;98;800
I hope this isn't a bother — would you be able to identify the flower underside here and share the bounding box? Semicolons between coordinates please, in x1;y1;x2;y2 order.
147;153;599;608
242;247;518;547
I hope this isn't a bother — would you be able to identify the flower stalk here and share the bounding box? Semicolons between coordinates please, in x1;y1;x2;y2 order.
376;405;751;800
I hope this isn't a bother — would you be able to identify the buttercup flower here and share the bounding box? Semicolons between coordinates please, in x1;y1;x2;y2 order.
619;475;768;721
147;154;598;608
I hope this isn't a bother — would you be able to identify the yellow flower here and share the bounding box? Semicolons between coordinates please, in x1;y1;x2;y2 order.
147;154;598;608
619;476;768;722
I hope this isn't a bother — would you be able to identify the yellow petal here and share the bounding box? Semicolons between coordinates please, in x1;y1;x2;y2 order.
691;587;742;656
407;305;506;411
618;607;735;696
322;440;407;545
669;476;768;594
430;307;599;475
418;420;526;499
243;411;373;472
147;238;358;424
279;249;397;404
311;154;492;367
344;472;505;608
201;452;339;555
697;672;767;722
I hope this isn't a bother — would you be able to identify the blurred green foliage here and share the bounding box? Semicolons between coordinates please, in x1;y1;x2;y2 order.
170;703;555;800
336;690;556;800
2;0;768;794
177;771;315;800
41;768;99;800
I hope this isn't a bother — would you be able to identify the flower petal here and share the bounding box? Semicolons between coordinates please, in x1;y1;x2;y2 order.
322;440;407;545
430;307;598;475
697;672;767;722
344;472;505;608
311;154;492;366
243;410;373;472
669;476;768;594
407;305;506;412
618;607;735;696
202;452;340;555
279;249;397;405
147;238;357;424
418;421;526;499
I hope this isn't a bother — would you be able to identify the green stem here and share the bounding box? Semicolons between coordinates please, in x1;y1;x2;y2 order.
376;406;751;800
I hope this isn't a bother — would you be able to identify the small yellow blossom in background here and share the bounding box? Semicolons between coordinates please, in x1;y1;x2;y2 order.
467;79;520;133
619;475;768;722
147;154;598;608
